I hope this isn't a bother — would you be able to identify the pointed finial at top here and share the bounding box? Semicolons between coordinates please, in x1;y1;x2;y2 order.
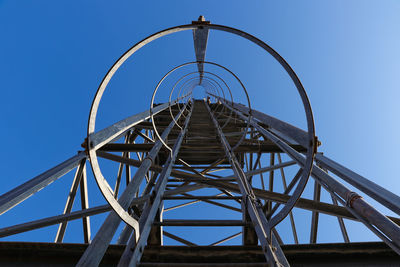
192;15;210;25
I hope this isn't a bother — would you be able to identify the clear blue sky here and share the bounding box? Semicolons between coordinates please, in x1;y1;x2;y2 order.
1;1;400;245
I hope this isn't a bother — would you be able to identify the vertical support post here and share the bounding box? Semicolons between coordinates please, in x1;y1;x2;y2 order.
258;161;267;206
242;201;258;245
267;153;275;212
277;153;299;244
310;180;321;244
126;151;131;186
147;206;163;246
114;157;125;198
79;163;91;243
118;171;161;245
319;164;349;243
114;132;138;198
248;153;261;183
125;132;132;186
330;193;350;243
55;159;86;243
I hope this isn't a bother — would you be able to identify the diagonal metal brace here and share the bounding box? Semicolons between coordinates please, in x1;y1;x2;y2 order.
205;101;289;267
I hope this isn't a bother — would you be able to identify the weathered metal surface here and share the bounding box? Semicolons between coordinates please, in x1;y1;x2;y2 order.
311;164;400;253
118;103;193;266
77;105;190;267
223;102;314;233
192;16;209;84
315;153;400;216
226;101;400;254
53;154;398;227
310;180;321;244
0;152;86;215
155;220;247;227
2;17;400;267
0;204;111;238
140;243;400;266
89;101;177;151
0;242;398;266
206;101;289;266
221;99;310;148
99;143;306;153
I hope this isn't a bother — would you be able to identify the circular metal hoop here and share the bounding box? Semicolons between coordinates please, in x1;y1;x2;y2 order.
179;72;235;127
151;61;250;153
172;71;233;126
87;23;316;230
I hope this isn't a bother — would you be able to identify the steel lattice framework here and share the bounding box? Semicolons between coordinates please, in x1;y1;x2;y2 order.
1;17;400;266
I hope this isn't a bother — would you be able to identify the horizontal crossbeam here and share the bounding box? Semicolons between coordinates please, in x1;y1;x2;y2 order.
99;143;306;153
155;220;248;227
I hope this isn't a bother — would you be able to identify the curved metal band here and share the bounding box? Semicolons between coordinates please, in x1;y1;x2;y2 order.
170;71;233;129
87;23;316;230
151;61;251;153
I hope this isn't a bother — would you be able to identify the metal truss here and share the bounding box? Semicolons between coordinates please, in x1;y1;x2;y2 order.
1;16;400;267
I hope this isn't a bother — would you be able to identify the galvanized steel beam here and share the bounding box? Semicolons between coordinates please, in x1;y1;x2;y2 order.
205;101;289;267
277;153;299;244
192;16;209;84
77;104;190;267
89;99;182;151
156;220;247;227
0;152;86;215
315;153;400;216
225;101;400;255
310;180;321;244
79;164;91;243
0;204;109;238
216;97;310;148
163;231;197;246
118;104;193;267
55;159;86;243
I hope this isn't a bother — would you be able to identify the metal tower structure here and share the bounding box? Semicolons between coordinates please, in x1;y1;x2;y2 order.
1;17;400;266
